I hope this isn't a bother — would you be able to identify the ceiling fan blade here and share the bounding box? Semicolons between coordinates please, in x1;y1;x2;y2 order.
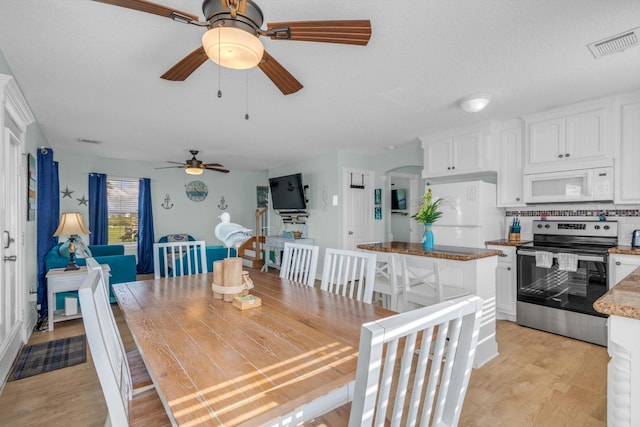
161;47;209;81
154;166;185;169
204;166;230;173
266;20;372;46
93;0;199;21
258;51;303;95
202;162;224;168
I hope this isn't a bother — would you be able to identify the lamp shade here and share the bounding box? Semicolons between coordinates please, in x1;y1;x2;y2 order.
458;93;492;113
202;27;264;70
186;166;204;175
53;212;90;236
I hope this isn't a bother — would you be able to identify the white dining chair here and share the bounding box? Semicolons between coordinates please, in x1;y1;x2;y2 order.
348;295;484;426
320;248;376;304
402;255;471;310
280;242;320;286
369;251;402;312
78;262;168;425
153;240;207;279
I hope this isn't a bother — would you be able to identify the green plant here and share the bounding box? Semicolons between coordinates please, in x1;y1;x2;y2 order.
412;188;442;224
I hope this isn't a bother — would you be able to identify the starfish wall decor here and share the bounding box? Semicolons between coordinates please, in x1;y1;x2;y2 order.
61;186;74;198
77;195;88;206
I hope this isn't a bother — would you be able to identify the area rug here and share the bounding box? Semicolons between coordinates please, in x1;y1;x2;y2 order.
8;335;86;381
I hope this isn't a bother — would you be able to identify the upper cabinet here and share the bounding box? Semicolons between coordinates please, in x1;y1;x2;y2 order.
524;102;613;174
615;92;640;204
421;124;496;179
497;120;525;207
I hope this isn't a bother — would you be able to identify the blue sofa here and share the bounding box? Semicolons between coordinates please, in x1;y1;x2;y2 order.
45;243;137;307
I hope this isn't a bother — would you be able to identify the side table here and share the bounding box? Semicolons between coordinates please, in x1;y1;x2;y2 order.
46;264;110;331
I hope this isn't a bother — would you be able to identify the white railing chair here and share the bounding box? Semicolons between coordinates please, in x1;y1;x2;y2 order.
79;262;167;425
280;242;320;287
349;295;484;426
402;255;471;310
153;240;207;279
320;248;376;304
361;249;402;312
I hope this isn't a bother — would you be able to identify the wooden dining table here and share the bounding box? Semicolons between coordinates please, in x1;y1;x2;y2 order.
112;269;394;426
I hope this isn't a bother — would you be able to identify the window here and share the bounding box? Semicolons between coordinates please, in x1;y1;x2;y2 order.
107;178;139;244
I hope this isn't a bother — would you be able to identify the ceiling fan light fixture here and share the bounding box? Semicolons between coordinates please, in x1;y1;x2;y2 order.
202;27;264;70
185;166;204;175
458;93;492;113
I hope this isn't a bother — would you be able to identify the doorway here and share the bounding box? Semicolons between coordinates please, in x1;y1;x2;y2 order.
386;172;422;243
342;168;374;250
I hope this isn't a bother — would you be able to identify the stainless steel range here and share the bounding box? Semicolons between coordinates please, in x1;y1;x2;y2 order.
516;220;618;346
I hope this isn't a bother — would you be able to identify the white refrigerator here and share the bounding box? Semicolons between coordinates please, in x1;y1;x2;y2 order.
427;181;504;248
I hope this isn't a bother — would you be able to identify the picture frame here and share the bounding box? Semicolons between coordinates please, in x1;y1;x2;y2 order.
256;186;269;208
27;153;36;221
374;206;382;220
374;188;382;205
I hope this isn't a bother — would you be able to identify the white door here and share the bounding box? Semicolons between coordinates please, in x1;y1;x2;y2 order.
342;168;374;250
0;126;24;382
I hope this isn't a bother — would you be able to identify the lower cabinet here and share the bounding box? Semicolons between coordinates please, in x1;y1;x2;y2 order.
487;245;517;321
609;253;640;287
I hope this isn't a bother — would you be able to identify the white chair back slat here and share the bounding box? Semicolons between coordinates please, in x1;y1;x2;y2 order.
280;242;319;287
349;295;484;427
153;240;207;279
78;259;133;426
402;255;471;310
361;249;401;311
320;248;376;304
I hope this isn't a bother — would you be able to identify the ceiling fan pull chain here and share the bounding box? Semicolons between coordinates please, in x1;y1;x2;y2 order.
217;26;222;98
245;70;250;120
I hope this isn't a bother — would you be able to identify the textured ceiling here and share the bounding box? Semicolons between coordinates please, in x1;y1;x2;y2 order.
1;0;639;171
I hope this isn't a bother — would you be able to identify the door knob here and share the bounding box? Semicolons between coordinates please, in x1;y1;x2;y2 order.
4;230;14;249
4;255;17;262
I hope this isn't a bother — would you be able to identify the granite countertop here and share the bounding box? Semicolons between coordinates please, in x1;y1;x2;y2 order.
485;239;533;247
609;246;640;255
594;267;640;320
357;242;502;261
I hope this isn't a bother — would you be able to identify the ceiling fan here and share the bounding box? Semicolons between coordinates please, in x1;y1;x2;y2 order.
93;0;372;95
156;150;230;175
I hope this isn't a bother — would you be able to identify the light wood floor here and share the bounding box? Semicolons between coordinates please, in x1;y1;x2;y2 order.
0;311;607;426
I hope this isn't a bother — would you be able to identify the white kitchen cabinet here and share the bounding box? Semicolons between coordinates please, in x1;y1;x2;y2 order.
487;245;517;321
524;104;612;174
609;253;640;288
421;126;496;179
497;120;525;207
615;94;640;204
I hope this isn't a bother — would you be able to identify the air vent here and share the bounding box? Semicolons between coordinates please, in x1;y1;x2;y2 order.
588;27;639;58
78;138;102;144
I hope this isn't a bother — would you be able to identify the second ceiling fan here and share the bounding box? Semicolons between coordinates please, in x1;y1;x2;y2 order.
93;0;372;95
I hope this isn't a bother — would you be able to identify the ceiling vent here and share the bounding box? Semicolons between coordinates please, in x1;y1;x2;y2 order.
588;27;639;58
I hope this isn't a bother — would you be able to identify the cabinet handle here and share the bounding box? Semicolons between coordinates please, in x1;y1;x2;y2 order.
499;253;508;257
558;154;563;158
507;267;511;271
616;261;621;266
516;197;520;201
451;166;455;170
565;153;570;157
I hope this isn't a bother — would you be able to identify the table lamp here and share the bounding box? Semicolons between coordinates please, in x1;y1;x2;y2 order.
53;212;90;271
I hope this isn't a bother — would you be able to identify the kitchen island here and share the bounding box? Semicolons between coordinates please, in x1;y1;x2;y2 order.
594;267;640;427
357;242;501;368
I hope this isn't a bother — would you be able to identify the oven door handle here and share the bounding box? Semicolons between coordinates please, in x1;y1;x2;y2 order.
517;249;605;263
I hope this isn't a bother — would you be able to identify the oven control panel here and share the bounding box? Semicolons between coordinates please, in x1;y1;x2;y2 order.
532;220;618;237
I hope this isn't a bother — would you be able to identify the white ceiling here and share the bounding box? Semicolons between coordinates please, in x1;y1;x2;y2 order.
1;0;639;172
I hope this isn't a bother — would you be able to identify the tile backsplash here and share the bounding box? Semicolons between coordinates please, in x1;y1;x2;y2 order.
504;205;640;245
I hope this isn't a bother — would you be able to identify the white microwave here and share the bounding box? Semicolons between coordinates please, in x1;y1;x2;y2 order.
524;167;613;203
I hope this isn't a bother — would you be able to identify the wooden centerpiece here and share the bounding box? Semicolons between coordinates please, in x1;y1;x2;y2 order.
212;258;253;302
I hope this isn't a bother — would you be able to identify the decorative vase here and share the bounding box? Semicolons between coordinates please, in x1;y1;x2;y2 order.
423;223;434;251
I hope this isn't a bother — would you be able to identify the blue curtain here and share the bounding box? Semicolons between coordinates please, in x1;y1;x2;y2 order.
36;149;59;321
88;173;108;245
137;178;155;274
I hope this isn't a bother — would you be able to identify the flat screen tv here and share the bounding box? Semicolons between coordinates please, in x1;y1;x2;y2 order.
391;189;407;210
268;173;307;212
